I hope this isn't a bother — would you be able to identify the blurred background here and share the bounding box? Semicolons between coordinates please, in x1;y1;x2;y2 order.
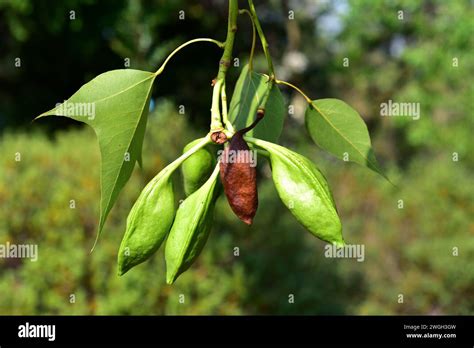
0;0;473;314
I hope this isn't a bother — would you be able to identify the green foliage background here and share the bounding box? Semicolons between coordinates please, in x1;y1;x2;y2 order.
0;0;473;314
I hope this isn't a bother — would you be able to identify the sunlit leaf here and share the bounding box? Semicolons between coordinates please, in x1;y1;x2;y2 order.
36;69;157;244
305;98;387;179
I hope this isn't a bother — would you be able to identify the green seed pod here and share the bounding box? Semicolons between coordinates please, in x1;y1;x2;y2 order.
117;170;175;275
249;138;344;246
182;139;216;196
165;164;220;284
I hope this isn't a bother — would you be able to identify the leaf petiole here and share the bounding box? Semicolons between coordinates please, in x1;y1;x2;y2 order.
162;136;212;177
210;79;224;131
155;38;224;76
239;9;256;71
274;79;313;104
257;77;274;115
248;0;275;78
220;81;235;133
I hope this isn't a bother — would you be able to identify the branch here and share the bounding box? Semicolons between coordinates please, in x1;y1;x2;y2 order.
210;0;239;132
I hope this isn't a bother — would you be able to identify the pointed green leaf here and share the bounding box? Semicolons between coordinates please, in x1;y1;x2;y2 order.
228;64;285;142
36;69;157;241
305;98;386;179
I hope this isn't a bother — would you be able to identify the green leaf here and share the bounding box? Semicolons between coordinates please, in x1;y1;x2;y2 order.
305;98;386;179
36;69;157;244
228;64;285;142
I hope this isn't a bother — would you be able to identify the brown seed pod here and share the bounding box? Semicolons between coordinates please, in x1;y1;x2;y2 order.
220;112;264;225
